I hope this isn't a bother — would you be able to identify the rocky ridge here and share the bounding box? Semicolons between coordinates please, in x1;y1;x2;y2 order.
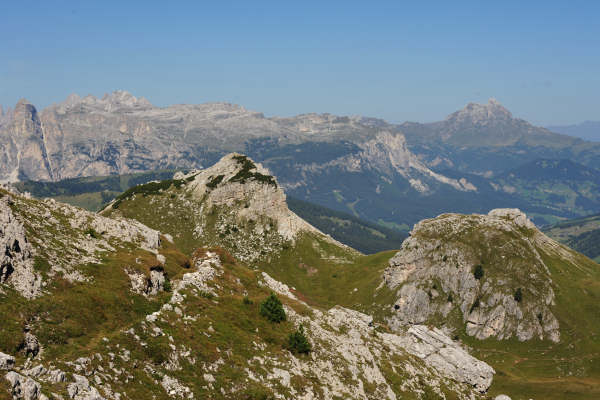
384;208;562;342
105;153;356;263
0;188;162;299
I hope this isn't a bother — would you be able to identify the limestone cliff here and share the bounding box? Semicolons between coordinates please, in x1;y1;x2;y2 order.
384;209;562;342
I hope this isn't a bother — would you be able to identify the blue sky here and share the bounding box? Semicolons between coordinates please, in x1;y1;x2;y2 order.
0;1;598;125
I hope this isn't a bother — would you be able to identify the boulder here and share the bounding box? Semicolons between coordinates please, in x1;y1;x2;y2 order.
0;352;15;370
4;371;47;400
66;374;105;400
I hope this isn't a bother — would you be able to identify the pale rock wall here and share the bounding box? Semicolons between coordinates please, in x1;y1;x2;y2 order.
384;208;561;342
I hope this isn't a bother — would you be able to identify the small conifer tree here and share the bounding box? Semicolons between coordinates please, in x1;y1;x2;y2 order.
259;293;286;323
473;264;484;280
288;324;311;354
514;287;523;303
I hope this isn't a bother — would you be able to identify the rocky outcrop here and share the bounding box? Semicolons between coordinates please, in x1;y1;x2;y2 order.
22;332;40;358
384;209;561;342
67;374;105;400
259;271;494;394
0;197;41;298
0;188;162;297
127;266;166;296
0;353;14;370
185;153;331;242
108;153;357;263
4;371;47;400
383;325;494;392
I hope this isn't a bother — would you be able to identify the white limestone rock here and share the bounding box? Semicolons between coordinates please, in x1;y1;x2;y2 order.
0;197;42;298
4;371;47;400
259;272;298;301
67;374;105;400
0;352;15;370
382;325;495;392
126;267;166;296
384;209;561;343
184;153;354;247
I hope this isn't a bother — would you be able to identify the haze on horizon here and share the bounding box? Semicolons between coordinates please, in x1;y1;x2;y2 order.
0;1;598;126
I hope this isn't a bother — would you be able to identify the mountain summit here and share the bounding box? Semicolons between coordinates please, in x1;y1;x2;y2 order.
445;98;513;126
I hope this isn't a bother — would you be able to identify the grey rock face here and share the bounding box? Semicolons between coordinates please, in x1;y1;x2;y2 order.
4;371;47;400
0;352;15;370
0;197;42;298
0;100;52;182
184;153;334;242
384;208;561;342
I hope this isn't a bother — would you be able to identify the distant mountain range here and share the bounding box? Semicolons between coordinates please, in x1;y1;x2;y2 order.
2;91;600;229
547;121;600;142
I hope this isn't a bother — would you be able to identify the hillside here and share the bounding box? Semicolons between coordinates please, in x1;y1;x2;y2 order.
381;208;600;398
286;197;406;254
544;213;600;262
99;153;600;398
0;155;499;400
4;153;600;398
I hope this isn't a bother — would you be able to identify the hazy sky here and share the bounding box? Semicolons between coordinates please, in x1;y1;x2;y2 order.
1;1;598;125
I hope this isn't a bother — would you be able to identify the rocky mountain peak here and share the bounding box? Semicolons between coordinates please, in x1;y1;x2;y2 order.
101;90;153;109
181;153;338;244
103;152;354;263
14;99;37;116
446;98;513;125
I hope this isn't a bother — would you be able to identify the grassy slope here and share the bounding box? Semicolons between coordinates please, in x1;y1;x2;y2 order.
457;244;600;399
287;196;407;254
101;180;400;318
1;191;458;399
98;179;600;398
